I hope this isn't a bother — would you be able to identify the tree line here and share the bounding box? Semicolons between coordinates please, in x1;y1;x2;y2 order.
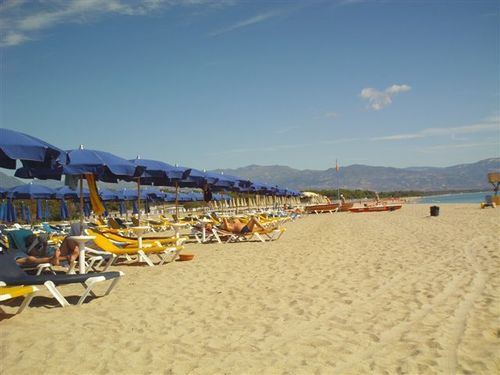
302;188;485;200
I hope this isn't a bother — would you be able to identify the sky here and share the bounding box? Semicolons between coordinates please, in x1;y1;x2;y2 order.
1;0;499;171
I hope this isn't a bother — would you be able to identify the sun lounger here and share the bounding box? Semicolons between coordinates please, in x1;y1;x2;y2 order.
99;229;186;247
87;229;182;266
108;217;127;230
0;283;39;314
211;226;286;243
5;229;105;275
0;250;123;307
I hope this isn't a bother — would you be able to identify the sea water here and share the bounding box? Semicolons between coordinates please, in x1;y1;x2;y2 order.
416;191;491;204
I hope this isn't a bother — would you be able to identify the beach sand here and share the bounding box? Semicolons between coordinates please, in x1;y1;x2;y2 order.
1;204;499;374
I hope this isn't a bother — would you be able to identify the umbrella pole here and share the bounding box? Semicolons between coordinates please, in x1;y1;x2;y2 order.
137;178;141;223
175;182;179;221
79;175;84;235
30;199;34;228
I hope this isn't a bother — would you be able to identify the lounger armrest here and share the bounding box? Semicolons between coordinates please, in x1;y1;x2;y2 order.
85;247;117;258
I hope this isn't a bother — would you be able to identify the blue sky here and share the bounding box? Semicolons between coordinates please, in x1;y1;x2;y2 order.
1;0;499;170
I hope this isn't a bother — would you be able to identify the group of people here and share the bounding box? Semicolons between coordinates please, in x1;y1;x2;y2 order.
10;215;269;267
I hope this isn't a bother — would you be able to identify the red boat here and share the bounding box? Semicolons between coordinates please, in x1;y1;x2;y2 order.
349;204;402;213
305;203;353;213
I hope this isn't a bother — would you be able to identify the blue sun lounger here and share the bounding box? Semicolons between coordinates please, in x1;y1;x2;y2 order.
0;249;123;307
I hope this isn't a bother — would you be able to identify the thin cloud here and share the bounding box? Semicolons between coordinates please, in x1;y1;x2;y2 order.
274;126;301;135
360;84;411;111
418;141;500;153
209;10;280;37
371;117;500;141
0;0;232;47
320;137;361;145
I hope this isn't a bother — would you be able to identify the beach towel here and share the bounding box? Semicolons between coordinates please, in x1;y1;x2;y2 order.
86;174;105;215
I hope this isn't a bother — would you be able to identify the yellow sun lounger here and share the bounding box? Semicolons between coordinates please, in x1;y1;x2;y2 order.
87;229;183;266
0;283;39;314
100;229;186;247
212;226;286;243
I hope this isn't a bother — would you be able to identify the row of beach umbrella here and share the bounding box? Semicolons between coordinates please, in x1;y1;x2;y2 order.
0;183;233;223
0;128;301;230
0;129;301;196
0;183;231;203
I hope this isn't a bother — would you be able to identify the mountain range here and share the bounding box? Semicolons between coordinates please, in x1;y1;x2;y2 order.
215;158;499;191
1;158;498;192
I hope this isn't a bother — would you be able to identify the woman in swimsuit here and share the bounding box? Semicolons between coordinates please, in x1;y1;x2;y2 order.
221;217;267;234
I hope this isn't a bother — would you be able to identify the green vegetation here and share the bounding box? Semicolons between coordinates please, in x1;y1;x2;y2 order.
302;188;485;200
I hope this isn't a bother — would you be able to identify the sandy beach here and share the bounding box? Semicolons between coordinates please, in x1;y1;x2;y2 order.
1;204;499;374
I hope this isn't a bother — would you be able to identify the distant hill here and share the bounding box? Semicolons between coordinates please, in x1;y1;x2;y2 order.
213;158;500;191
1;158;498;192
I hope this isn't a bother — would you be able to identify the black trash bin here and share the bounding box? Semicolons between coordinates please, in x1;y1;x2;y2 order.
430;206;440;217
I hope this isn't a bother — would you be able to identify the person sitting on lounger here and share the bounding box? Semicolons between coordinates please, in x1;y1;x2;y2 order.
221;217;267;234
54;237;80;267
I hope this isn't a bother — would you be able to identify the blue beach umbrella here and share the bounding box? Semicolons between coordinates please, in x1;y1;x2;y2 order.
26;205;32;223
163;193;176;202
83;202;91;218
131;157;190;183
117;189;136;201
7;183;56;200
60;200;69;220
162;169;215;217
7;184;54;223
141;187;165;200
99;189;119;201
190;191;203;201
173;169;216;189
36;199;43;220
208;174;241;192
21;202;27;222
248;181;274;195
179;193;188;202
17;145;145;232
0;202;5;221
0;128;66;171
119;201;126;216
44;200;50;221
55;186;82;200
130;157;188;221
61;147;144;182
6;199;17;223
119;189;137;201
213;193;230;201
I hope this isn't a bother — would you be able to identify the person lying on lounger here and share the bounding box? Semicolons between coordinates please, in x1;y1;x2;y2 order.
14;234;57;265
16;235;79;267
220;217;267;234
